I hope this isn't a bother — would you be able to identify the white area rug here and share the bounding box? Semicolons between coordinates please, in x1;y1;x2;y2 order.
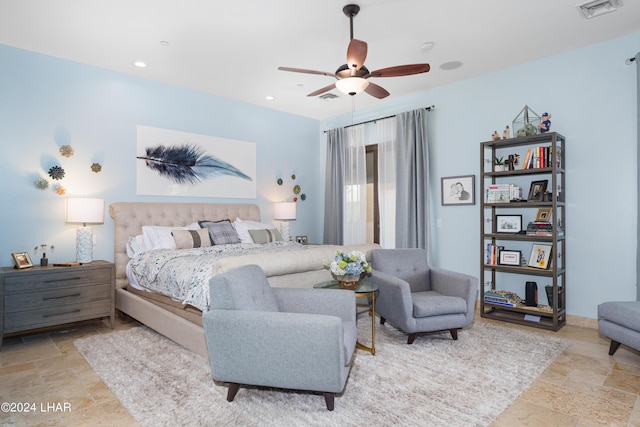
74;320;568;427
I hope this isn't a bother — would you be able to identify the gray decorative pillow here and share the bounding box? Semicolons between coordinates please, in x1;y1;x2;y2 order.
248;228;283;244
199;219;241;245
171;228;212;249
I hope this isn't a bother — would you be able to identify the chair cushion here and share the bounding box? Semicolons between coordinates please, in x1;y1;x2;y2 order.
598;301;640;332
210;264;279;312
412;291;467;318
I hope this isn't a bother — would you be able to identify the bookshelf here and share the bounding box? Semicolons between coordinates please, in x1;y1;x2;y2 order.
480;132;566;331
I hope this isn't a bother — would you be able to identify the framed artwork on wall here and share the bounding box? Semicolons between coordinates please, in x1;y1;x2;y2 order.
441;175;475;206
136;125;256;198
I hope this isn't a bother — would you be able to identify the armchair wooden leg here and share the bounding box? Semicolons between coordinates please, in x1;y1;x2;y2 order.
450;329;459;340
226;383;241;402
407;333;418;344
323;392;335;411
609;340;622;356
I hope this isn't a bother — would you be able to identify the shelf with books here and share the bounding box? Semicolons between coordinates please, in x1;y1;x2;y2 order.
480;132;566;331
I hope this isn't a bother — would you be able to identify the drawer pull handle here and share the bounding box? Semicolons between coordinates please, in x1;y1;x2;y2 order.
43;293;81;300
43;309;81;318
43;276;82;283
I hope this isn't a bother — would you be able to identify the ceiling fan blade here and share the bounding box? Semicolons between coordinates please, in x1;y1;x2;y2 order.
365;82;390;99
307;83;337;97
369;64;430;78
346;39;367;72
278;67;334;77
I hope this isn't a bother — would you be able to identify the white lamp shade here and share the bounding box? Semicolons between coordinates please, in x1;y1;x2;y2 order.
65;198;105;224
274;202;296;220
335;77;369;96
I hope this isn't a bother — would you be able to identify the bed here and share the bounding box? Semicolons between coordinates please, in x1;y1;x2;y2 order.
109;202;379;357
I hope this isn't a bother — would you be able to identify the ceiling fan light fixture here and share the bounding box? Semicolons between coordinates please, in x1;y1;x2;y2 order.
335;77;369;96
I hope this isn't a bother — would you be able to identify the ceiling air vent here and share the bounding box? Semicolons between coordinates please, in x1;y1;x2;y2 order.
319;93;339;100
577;0;623;19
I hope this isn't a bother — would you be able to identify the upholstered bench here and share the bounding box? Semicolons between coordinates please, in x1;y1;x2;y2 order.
598;301;640;355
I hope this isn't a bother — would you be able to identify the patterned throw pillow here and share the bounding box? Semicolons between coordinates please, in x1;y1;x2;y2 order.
171;228;212;249
248;228;283;244
199;219;241;245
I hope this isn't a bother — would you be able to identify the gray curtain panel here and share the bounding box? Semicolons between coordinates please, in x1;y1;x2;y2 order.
323;128;345;244
394;109;430;252
635;52;640;301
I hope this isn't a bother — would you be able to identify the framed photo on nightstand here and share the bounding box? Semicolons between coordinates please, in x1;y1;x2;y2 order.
11;251;33;269
296;235;308;245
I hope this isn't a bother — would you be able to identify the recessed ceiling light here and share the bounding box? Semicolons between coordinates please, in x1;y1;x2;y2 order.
265;96;274;101
133;61;147;68
440;61;463;70
421;42;435;51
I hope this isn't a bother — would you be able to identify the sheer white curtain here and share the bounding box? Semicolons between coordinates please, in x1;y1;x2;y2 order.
377;117;397;248
342;124;367;244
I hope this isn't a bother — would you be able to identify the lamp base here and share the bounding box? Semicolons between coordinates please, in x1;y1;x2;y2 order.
76;226;93;263
279;221;291;242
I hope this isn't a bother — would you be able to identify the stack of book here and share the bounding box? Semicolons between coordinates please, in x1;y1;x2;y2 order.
526;222;564;236
526;221;553;236
484;290;521;307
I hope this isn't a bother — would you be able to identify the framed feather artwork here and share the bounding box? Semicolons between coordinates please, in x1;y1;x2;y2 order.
136;126;256;198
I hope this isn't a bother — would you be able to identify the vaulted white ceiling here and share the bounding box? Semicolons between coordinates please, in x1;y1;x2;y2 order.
1;0;638;119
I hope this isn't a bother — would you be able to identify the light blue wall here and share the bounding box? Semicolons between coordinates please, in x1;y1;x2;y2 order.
0;45;321;266
2;32;638;320
321;32;640;319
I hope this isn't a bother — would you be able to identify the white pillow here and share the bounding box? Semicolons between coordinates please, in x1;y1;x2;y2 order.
234;218;276;243
142;222;200;250
126;235;148;258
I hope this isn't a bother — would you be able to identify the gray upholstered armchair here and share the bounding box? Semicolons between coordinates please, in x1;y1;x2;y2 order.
367;248;478;344
202;264;357;411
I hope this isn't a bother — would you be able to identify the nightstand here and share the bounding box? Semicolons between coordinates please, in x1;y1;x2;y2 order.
0;260;115;348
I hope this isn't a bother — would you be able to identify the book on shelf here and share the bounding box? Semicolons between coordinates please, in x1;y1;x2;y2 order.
485;243;504;265
521;145;555;169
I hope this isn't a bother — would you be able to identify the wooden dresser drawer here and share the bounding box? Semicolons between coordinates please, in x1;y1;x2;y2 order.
4;300;112;333
4;282;112;313
4;267;111;294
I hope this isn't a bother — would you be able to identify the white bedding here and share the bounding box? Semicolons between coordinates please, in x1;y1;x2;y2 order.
126;241;310;310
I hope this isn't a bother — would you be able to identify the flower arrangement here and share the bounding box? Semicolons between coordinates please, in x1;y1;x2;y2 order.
325;250;372;278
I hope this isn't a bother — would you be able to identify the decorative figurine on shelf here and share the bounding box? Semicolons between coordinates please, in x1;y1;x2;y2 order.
491;131;500;141
502;125;510;139
538;112;552;133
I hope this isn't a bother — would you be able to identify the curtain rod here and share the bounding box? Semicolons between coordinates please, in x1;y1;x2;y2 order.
323;105;435;133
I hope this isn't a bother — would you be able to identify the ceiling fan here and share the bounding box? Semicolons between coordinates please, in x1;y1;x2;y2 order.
278;4;430;99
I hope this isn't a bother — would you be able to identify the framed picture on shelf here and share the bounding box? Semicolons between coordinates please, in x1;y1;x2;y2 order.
295;235;308;245
528;244;552;269
11;251;33;269
441;175;475;206
527;180;548;201
495;214;522;233
499;250;522;266
535;208;553;222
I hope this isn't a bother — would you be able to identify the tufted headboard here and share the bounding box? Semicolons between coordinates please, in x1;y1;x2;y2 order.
109;202;261;290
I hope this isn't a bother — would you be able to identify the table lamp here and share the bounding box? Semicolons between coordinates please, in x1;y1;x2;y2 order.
274;202;296;241
65;198;104;263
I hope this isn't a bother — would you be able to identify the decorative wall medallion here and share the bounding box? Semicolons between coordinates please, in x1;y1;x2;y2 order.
59;145;74;157
34;177;49;190
91;163;102;173
48;165;65;180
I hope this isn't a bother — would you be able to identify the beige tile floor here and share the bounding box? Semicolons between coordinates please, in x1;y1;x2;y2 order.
0;314;639;426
